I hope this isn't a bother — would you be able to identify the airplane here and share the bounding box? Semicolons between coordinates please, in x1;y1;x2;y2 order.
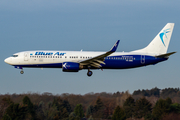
4;23;176;77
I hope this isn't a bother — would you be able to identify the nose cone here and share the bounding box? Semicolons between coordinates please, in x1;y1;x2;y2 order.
4;57;12;65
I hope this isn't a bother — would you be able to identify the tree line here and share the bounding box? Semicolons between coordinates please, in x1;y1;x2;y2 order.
0;87;180;120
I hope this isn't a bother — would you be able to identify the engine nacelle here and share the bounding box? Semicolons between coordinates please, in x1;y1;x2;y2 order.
62;62;83;72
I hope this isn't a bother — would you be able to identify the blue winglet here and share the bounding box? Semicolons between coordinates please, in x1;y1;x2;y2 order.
110;40;120;52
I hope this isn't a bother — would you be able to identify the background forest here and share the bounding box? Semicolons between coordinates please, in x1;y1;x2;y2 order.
1;87;180;120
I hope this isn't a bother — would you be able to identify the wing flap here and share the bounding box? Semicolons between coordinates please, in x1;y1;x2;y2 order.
95;59;106;64
90;62;102;68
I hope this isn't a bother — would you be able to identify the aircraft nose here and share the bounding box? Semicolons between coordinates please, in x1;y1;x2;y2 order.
4;57;12;65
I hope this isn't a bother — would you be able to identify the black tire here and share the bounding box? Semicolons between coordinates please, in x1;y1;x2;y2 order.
87;71;93;77
20;71;24;74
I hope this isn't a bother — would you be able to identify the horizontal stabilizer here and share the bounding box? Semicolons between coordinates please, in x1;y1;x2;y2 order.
155;52;176;58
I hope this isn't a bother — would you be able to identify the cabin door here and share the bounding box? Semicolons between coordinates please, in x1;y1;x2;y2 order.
24;52;28;61
141;55;145;64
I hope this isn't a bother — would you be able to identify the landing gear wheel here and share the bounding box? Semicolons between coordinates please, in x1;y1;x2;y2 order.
87;70;93;77
20;70;24;74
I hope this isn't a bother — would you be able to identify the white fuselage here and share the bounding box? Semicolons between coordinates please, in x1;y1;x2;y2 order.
4;50;165;69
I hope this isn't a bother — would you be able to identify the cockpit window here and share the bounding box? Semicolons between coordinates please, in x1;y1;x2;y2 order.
12;55;18;57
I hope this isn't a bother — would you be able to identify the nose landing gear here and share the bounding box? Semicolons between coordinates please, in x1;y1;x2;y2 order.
20;69;24;74
87;69;93;77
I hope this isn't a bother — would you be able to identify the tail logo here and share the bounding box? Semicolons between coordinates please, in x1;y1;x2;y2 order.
159;28;170;47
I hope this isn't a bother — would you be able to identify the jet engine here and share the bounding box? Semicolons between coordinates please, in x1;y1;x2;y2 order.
62;62;83;72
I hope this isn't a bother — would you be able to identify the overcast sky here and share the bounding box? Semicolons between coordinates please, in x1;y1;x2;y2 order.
0;0;180;95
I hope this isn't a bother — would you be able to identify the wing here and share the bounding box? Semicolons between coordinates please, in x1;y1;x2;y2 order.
79;40;120;68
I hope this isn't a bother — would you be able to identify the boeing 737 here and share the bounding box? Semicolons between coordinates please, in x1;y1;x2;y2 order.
4;23;176;76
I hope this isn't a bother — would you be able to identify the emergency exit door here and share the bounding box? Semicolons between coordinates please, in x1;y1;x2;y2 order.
141;55;145;64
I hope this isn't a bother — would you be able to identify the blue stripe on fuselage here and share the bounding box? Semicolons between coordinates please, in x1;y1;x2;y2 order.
102;55;168;69
15;63;63;68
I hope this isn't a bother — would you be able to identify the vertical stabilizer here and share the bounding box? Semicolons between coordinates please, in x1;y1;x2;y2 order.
133;23;174;55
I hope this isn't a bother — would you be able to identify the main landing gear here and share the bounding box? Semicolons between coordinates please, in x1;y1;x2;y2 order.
20;69;24;74
87;69;93;77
